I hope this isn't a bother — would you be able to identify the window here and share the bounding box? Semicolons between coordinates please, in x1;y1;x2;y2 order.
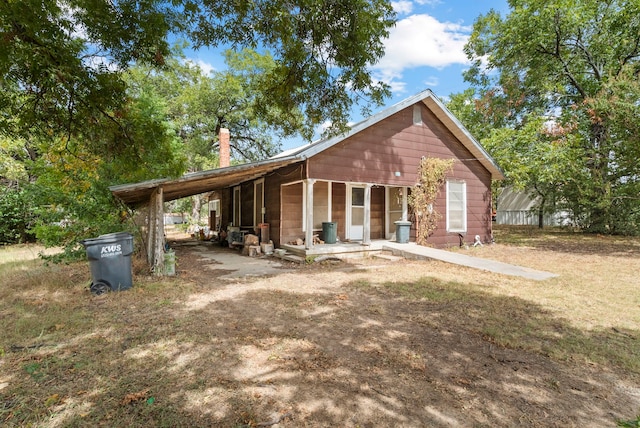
413;104;423;125
208;199;220;214
446;180;466;232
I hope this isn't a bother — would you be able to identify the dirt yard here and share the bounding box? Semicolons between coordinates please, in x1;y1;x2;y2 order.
1;227;639;427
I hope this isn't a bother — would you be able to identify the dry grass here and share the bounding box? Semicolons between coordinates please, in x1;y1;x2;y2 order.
1;227;639;427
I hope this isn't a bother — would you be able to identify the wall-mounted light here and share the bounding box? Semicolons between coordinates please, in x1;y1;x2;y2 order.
394;171;401;177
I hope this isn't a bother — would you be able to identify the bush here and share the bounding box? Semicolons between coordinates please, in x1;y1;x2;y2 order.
0;187;37;244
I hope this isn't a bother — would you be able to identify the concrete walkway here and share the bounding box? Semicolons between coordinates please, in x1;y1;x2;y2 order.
382;242;558;281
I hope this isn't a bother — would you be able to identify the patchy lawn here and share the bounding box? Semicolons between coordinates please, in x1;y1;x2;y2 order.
1;226;639;427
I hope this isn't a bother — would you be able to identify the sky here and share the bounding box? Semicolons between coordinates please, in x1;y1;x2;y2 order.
184;0;510;150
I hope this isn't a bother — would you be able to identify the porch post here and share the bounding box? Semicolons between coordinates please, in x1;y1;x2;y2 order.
305;179;315;250
147;186;165;274
402;187;408;221
363;184;372;245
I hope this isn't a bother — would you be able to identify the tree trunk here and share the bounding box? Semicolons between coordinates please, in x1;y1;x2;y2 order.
538;195;545;229
191;195;202;225
586;122;611;233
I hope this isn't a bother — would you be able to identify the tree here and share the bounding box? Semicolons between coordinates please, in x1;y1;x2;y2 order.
127;46;308;224
1;0;395;154
481;117;578;228
27;84;186;259
463;0;640;234
129;47;304;166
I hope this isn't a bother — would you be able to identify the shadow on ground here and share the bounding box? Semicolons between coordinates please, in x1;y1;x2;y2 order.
1;242;639;427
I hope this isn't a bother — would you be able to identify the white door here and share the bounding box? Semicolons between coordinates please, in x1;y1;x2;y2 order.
348;186;365;240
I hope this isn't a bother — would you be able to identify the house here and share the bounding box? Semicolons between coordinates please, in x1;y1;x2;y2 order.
110;89;503;270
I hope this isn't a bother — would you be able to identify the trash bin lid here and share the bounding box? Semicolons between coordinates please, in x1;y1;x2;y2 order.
394;220;412;225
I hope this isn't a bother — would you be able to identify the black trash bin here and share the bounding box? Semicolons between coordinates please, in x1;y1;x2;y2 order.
81;232;134;294
322;221;337;244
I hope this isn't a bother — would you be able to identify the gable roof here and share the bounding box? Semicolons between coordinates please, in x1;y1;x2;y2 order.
111;89;503;206
272;89;503;179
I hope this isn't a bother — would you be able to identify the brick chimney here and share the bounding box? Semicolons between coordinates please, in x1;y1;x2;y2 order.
219;128;230;168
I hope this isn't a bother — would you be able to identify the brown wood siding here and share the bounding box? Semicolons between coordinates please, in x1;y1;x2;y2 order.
331;182;346;242
308;103;493;247
371;186;384;239
240;182;254;229
220;162;304;247
263;177;280;246
219;188;232;231
263;163;305;247
280;182;304;245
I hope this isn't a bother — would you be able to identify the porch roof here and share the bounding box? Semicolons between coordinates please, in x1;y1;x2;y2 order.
109;156;301;206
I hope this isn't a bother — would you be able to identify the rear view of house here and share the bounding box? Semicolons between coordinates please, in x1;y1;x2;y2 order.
111;89;503;266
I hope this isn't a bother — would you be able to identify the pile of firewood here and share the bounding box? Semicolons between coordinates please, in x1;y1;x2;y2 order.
242;234;261;257
287;235;324;246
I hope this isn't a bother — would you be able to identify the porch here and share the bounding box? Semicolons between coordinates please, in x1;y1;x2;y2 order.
281;239;389;259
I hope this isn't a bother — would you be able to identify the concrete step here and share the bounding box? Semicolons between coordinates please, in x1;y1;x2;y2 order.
372;253;404;262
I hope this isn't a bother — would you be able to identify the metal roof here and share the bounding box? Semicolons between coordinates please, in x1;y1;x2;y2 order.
109;156;301;206
110;89;503;206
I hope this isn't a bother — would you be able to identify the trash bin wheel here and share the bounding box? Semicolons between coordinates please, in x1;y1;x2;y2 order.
90;281;111;296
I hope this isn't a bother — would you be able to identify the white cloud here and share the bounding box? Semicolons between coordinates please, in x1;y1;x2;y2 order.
388;78;408;94
320;120;333;132
184;59;216;76
375;14;470;74
423;76;439;87
371;14;470;93
391;1;413;15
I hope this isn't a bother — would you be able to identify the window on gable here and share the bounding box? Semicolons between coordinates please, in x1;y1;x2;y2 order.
413;104;423;125
446;180;466;233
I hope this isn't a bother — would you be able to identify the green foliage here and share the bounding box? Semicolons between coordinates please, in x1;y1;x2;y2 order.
618;415;640;428
409;158;454;245
1;0;396;252
0;136;30;182
128;47;302;165
461;0;640;234
26;90;186;260
182;0;395;134
0;186;37;244
1;0;394;146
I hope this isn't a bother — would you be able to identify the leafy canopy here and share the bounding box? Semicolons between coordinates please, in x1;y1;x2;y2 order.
0;0;396;250
1;0;396;148
460;0;640;234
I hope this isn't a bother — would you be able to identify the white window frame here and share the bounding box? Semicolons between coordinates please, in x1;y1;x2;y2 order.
232;186;241;227
446;180;467;233
208;199;220;214
253;178;265;227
